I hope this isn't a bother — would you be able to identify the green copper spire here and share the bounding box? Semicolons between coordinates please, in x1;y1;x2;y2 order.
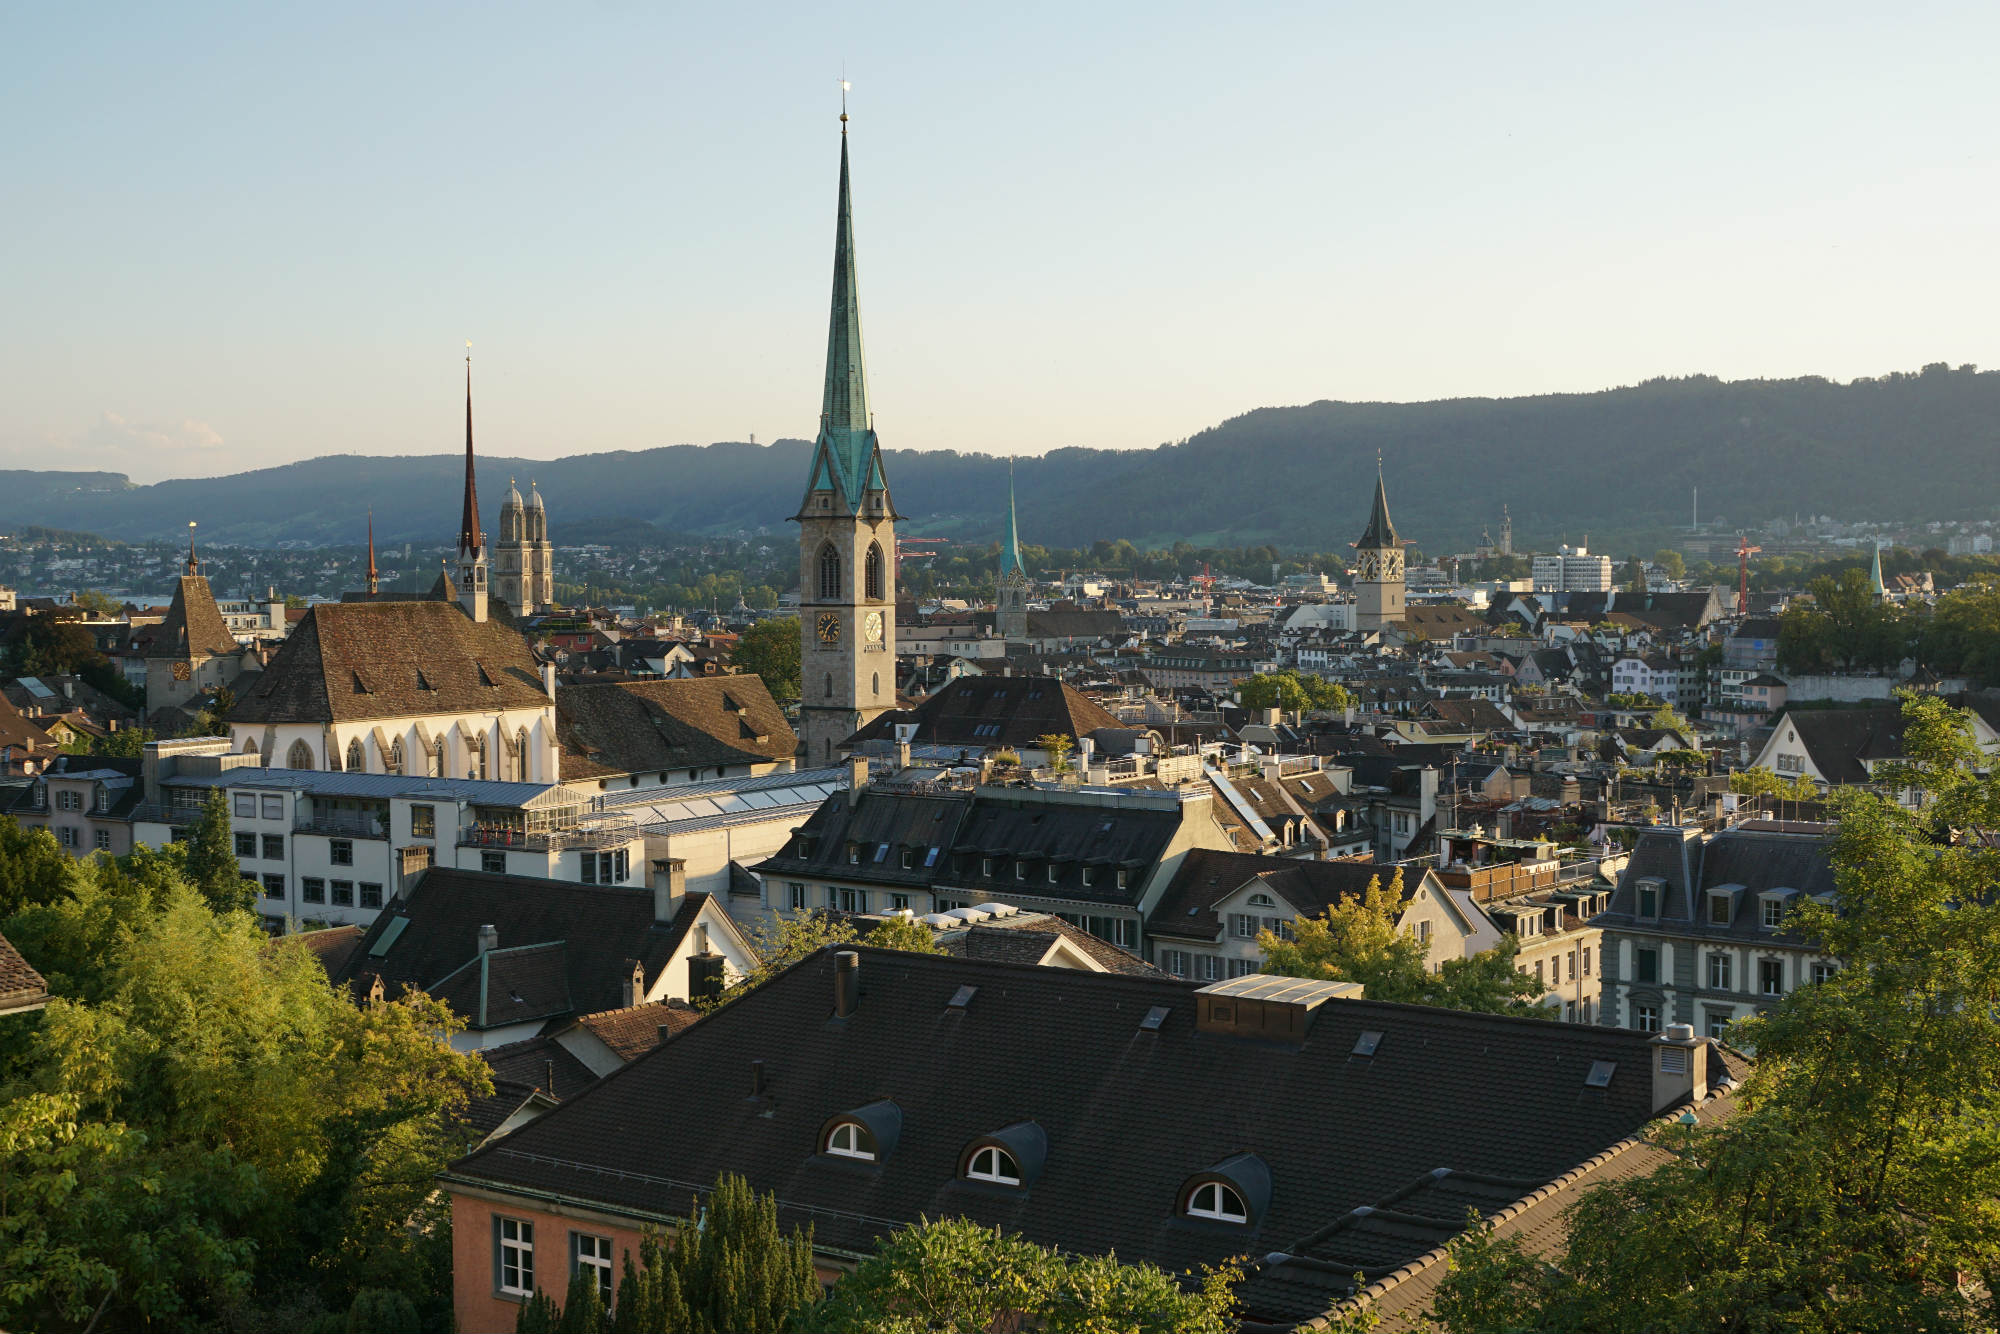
811;124;880;510
1000;459;1026;581
1869;541;1886;597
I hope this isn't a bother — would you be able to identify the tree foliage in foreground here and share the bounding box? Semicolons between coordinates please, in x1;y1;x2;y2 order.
730;616;802;705
1259;870;1548;1016
799;1216;1242;1334
0;851;492;1333
1424;692;2000;1333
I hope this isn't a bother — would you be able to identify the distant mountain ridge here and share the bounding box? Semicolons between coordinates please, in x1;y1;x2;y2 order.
8;367;1997;553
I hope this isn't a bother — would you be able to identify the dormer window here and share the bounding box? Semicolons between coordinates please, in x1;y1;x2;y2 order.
966;1146;1020;1184
1636;878;1662;918
1185;1182;1248;1223
825;1122;875;1161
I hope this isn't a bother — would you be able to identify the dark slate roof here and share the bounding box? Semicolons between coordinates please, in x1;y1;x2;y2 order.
228;601;548;724
130;574;238;660
1421;698;1513;731
1024;607;1126;641
445;946;1673;1329
1777;706;1910;784
1355;472;1399;549
846;675;1123;751
0;930;49;1012
1148;849;1402;943
573;999;703;1063
333;868;702;1024
1603;826;1834;939
943;917;1166;977
292;924;365;979
556;677;796;780
467;1034;600;1139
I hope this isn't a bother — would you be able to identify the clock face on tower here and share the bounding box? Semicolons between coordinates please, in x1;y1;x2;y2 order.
816;613;842;645
172;661;192;681
864;611;884;643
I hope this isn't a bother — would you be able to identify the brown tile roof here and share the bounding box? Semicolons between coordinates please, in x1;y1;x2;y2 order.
292;924;365;978
130;574;239;661
0;693;56;757
0;930;48;1013
228;600;549;724
1146;848;1401;944
574;999;703;1062
847;674;1123;752
556;677;796;780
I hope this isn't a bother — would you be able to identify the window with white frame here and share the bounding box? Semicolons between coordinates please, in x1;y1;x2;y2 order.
233;792;256;818
1759;958;1783;996
789;882;807;910
1162;949;1189;977
572;1232;613;1300
824;1121;874;1160
1761;897;1785;929
1707;952;1732;991
965;1145;1021;1185
1635;1003;1659;1032
1185;1181;1248;1223
496;1216;534;1296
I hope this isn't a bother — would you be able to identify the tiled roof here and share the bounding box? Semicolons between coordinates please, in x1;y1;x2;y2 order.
556;677;796;780
938;915;1166;977
846;675;1123;752
432;942;575;1029
1148;848;1401;943
574;999;704;1062
292;924;365;978
445;946;1674;1330
131;575;238;661
0;930;49;1012
1778;706;1911;784
334;868;702;1023
0;693;56;756
228;600;549;724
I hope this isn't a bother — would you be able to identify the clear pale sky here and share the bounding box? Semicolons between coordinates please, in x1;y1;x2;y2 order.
4;1;1996;482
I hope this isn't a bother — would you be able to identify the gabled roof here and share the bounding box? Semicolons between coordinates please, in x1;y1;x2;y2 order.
939;916;1166;977
334;868;704;1023
0;930;49;1014
1147;848;1407;943
846;674;1122;752
572;999;703;1063
1774;705;1911;785
227;600;549;724
445;946;1674;1331
130;574;238;661
556;677;796;779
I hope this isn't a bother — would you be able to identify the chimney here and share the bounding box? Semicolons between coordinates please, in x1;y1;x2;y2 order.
653;857;687;924
750;1058;766;1098
542;661;557;699
1263;706;1281;728
1650;1024;1708;1113
896;737;912;771
833;949;859;1018
847;754;868;807
621;958;644;1008
476;923;498;955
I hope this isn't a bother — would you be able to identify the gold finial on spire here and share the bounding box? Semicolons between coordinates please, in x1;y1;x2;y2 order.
839;76;850;127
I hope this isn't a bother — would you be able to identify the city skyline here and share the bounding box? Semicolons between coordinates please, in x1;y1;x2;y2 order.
6;1;1999;481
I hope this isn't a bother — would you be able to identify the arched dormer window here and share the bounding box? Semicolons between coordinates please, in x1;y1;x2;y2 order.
242;737;258;757
825;1122;873;1160
818;544;842;601
865;542;884;601
1247;893;1276;909
387;738;403;775
820;1100;902;1164
1179;1153;1270;1226
960;1122;1046;1189
287;739;313;770
346;739;366;773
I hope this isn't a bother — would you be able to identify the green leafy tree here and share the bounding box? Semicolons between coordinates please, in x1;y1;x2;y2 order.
731;617;802;704
345;1288;419;1334
515;1288;561;1333
1647;703;1691;739
1621;555;1648;592
1239;670;1355;714
1036;732;1075;772
1424;692;2000;1333
1653;748;1706;775
180;787;254;914
865;915;944;955
69;589;122;617
609;1175;815;1334
801;1216;1243;1334
1257;871;1547;1016
0;817;78;919
1778;568;1911;673
1651;548;1686;581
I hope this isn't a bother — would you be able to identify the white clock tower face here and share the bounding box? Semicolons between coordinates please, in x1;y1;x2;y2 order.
864;610;884;643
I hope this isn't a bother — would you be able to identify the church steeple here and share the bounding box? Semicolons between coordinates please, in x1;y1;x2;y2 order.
365;509;378;596
459;348;484;560
1355;461;1399;551
1351;459;1406;633
803;115;890;514
1000;460;1025;582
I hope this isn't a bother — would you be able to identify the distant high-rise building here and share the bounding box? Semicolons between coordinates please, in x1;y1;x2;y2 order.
1531;545;1614;594
795;113;898;766
1352;468;1405;633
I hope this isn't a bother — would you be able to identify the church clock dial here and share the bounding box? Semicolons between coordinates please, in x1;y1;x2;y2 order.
864;611;884;644
816;613;842;645
172;661;192;681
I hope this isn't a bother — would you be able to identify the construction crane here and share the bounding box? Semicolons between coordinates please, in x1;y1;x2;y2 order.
1190;561;1217;595
894;536;949;576
1734;536;1761;615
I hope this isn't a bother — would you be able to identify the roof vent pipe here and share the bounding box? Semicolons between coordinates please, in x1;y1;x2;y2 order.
476;923;498;954
833;950;859;1018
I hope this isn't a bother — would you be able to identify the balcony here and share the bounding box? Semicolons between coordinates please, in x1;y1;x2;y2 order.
133;802;201;826
458;814;638;853
295;810;389;839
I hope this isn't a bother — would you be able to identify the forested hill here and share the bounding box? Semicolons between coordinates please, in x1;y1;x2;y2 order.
9;366;1997;552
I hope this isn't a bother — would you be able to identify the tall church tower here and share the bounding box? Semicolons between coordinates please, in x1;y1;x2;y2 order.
1352;466;1405;633
457;350;490;623
795;110;898;765
997;461;1029;642
496;478;554;618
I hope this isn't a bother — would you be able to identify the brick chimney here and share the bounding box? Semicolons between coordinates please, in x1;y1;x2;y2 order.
847;754;868;808
653;857;687;925
1650;1023;1708;1113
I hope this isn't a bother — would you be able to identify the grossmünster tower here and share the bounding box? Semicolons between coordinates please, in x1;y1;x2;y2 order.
794;111;899;765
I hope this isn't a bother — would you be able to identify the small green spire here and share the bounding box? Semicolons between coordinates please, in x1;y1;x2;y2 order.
1869;541;1886;597
1000;460;1026;581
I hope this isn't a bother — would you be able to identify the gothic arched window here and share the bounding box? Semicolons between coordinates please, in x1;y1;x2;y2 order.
516;729;530;782
472;736;488;781
387;738;404;775
287;739;314;770
825;673;834;700
818;544;841;601
431;739;445;778
865;542;884;601
346;739;366;773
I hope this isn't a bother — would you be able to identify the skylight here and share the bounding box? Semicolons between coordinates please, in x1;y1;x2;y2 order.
1586;1060;1617;1088
1352;1030;1384;1057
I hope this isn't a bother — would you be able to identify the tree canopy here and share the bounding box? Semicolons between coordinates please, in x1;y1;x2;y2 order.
731;616;801;705
1238;670;1355;714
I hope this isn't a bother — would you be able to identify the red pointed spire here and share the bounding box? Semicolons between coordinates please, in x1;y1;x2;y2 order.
459;348;483;558
366;509;379;595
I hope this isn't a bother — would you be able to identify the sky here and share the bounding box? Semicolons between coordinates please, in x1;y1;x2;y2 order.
3;1;1998;482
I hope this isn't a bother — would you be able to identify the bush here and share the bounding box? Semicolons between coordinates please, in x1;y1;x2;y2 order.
346;1288;419;1334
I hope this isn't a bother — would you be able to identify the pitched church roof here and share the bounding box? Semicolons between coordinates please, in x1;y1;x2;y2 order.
1355;469;1399;550
804;122;893;514
555;677;797;779
226;600;547;724
132;574;238;661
